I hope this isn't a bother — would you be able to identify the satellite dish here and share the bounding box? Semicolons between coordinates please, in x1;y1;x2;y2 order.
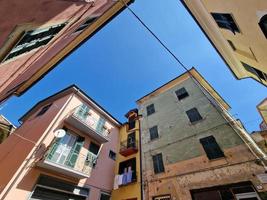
54;129;66;138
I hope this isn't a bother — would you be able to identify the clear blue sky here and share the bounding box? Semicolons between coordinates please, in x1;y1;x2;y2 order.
1;0;266;132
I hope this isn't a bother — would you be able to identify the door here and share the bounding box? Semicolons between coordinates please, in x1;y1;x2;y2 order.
48;133;77;166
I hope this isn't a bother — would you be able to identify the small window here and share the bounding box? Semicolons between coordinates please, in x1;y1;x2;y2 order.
200;136;224;160
75;17;98;33
89;142;100;155
227;40;236;51
128;120;136;130
175;87;189;100
109;150;116;161
211;13;240;34
259;14;267;38
3;23;66;62
100;192;111;200
186;108;202;123
242;62;267;81
36;103;52;117
152;153;165;174
149;126;159;140
146;104;155;116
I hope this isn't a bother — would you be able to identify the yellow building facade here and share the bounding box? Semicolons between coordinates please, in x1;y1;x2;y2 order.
181;0;267;86
111;109;142;200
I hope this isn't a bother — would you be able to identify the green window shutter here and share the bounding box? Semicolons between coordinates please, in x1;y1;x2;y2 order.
47;138;61;160
77;104;90;121
65;136;85;168
96;117;106;133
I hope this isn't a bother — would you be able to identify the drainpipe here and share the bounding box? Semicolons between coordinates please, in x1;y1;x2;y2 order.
0;89;78;200
138;114;144;200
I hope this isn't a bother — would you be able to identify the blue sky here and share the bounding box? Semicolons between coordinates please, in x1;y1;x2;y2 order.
0;0;266;132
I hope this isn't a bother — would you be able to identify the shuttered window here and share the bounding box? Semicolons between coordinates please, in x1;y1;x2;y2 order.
152;153;165;174
146;104;155;116
149;126;159;140
75;17;98;33
3;23;66;62
175;87;189;100
96;117;106;133
200;136;224;160
186;108;202;123
259;14;267;38
65;136;85;168
211;13;239;34
242;62;267;81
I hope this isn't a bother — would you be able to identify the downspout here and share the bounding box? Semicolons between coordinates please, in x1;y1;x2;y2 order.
138;114;144;200
0;89;79;200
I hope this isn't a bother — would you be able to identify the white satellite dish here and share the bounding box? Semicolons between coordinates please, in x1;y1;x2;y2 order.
54;129;66;138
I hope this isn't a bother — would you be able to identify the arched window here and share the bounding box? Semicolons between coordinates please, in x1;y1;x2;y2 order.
259;14;267;38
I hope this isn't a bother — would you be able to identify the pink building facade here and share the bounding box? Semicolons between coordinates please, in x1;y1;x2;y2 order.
0;85;120;200
0;0;132;103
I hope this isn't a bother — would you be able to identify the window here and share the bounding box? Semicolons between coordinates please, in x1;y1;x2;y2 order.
75;17;98;33
96;117;106;133
153;195;171;200
118;158;137;184
146;104;155;116
152;153;165;174
109;150;116;161
89;142;100;155
242;62;267;81
128;120;136;130
227;40;236;51
186;108;202;123
100;192;111;200
149;126;159;140
259;14;267;38
175;87;189;100
211;13;240;34
200;136;224;160
127;132;136;148
3;23;66;62
36;103;52;117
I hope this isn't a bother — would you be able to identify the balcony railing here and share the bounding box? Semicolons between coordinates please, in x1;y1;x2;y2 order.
119;140;138;157
65;105;109;143
38;142;97;179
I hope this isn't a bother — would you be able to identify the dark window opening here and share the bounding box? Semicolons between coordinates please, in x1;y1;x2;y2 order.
75;17;98;33
200;136;224;160
259;14;267;38
227;40;236;51
242;62;267;81
36;103;52;117
109;150;116;161
3;23;66;62
100;193;111;200
118;158;137;183
149;126;159;140
186;108;203;123
89;142;100;155
127;132;136;148
152;153;165;174
211;13;240;34
146;104;155;116
128;120;136;130
175;87;189;100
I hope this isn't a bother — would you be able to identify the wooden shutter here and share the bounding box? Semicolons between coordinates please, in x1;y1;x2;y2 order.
96;117;106;133
65;136;85;168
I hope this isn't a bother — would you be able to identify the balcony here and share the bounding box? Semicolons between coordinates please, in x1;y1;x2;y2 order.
119;140;138;157
38;142;97;179
65;105;109;143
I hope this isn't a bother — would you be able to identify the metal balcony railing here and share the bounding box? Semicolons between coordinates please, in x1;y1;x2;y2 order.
43;142;97;177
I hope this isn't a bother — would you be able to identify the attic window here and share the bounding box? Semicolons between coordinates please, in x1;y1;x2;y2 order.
259;14;267;38
36;103;52;117
211;13;240;34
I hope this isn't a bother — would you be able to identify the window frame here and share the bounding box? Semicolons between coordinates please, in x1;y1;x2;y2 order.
186;108;203;123
211;13;240;34
152;153;165;174
199;136;224;160
149;126;159;141
146;104;155;116
175;87;189;101
259;14;267;39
